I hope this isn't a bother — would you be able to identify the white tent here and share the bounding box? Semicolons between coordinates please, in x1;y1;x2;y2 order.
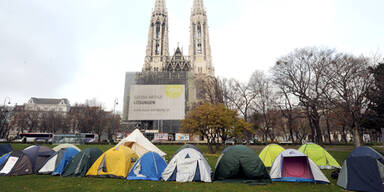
162;148;212;183
53;144;81;152
115;129;166;157
270;149;329;183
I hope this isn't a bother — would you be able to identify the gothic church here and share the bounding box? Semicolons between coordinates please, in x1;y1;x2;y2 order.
143;0;214;76
123;0;215;137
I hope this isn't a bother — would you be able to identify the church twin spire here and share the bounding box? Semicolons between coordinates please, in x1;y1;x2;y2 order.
154;0;166;13
192;0;205;15
143;0;214;76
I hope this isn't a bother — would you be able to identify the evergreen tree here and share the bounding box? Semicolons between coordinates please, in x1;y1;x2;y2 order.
364;63;384;131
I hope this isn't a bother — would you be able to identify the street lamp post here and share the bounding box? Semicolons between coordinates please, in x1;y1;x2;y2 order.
111;99;118;143
113;99;118;116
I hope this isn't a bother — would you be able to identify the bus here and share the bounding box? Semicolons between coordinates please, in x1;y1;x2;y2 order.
52;133;98;144
14;133;53;143
81;133;98;143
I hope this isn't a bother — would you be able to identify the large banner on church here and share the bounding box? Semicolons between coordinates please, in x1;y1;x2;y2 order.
128;85;185;120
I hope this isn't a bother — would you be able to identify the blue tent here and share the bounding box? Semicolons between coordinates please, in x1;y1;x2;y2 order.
126;152;167;181
52;147;79;176
337;146;384;192
0;153;11;166
0;144;12;157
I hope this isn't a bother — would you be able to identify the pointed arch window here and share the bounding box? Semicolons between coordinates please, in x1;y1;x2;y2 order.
197;39;202;54
197;24;202;38
156;21;161;39
155;42;160;55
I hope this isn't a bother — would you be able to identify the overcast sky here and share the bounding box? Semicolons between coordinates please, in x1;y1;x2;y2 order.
1;0;384;111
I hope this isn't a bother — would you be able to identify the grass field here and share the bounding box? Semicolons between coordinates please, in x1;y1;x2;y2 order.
0;143;380;192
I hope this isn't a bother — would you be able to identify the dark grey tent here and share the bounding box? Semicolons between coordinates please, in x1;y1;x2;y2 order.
22;145;56;173
0;144;12;157
0;151;33;176
62;148;103;177
337;146;384;192
214;145;271;184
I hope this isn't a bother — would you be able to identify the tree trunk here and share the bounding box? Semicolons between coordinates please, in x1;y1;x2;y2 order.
207;142;214;154
353;125;361;147
341;126;348;143
206;135;215;154
288;115;295;143
326;116;332;144
215;143;221;152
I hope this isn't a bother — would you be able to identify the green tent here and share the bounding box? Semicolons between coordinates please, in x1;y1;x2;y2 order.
62;148;103;177
298;143;341;169
214;145;271;184
259;144;285;167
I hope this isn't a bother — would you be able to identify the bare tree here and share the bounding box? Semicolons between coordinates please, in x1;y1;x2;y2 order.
39;111;70;134
0;107;11;139
25;111;41;132
276;85;303;143
106;112;120;143
272;47;335;144
195;75;224;104
223;79;256;122
249;71;279;142
323;54;373;147
222;78;257;143
69;104;107;142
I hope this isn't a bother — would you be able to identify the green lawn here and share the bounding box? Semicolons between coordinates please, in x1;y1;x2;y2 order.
0;143;369;192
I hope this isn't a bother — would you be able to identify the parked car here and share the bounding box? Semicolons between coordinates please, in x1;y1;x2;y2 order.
225;139;236;145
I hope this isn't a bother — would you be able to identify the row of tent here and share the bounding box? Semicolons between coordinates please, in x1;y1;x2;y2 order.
0;130;383;192
0;143;328;184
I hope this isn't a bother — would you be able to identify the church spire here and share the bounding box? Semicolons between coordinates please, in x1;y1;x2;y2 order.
154;0;166;13
143;0;169;72
189;0;214;75
192;0;205;15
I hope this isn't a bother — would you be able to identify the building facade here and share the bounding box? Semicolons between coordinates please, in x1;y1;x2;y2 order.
24;98;70;113
123;0;215;140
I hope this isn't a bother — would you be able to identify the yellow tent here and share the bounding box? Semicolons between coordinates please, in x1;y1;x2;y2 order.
259;144;285;167
86;146;138;178
298;143;341;169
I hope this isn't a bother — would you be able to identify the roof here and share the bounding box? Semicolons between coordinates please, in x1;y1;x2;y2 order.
30;98;70;105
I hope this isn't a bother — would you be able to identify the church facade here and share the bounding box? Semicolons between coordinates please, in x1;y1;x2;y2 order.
143;0;214;75
122;0;215;140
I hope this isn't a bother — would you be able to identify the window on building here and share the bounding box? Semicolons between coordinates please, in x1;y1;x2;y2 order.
155;43;160;55
197;24;202;38
156;22;161;39
198;67;203;73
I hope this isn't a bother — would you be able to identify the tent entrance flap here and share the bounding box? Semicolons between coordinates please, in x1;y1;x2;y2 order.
125;142;134;148
0;156;19;174
282;157;313;179
232;164;246;179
